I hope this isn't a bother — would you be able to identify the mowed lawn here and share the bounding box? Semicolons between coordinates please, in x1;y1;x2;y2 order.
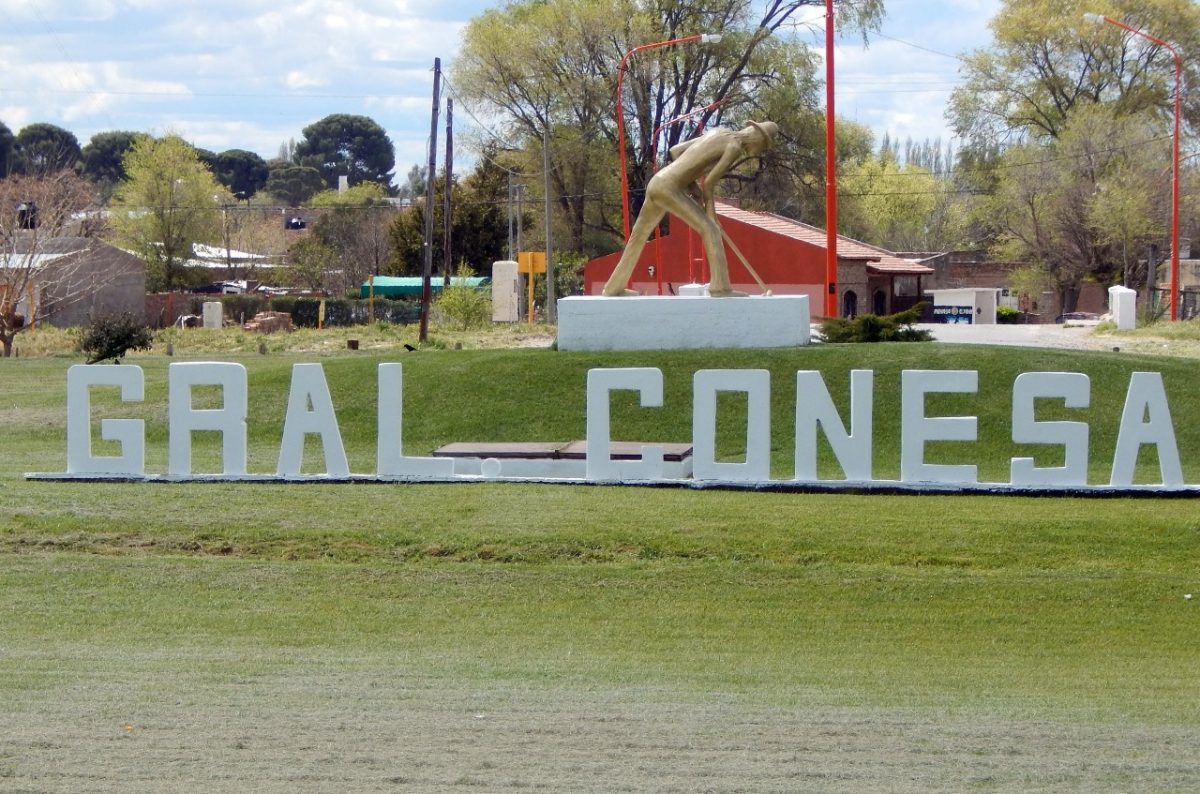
1;343;1198;792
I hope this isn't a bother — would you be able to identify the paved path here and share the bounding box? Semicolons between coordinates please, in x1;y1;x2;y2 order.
915;322;1108;351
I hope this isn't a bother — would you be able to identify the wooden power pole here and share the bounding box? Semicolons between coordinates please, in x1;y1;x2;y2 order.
419;57;441;343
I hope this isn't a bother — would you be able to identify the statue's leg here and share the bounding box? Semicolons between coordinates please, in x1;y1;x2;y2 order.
601;203;665;297
665;196;743;297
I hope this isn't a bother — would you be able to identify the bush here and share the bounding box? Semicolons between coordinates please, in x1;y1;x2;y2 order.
433;268;492;330
280;296;420;328
819;303;933;343
221;294;266;325
79;312;154;364
996;305;1020;324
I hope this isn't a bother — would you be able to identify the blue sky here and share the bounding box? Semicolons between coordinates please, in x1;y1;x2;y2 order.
0;0;1002;172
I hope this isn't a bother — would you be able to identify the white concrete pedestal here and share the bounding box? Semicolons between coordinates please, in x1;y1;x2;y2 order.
557;294;810;351
202;301;223;329
1109;285;1137;330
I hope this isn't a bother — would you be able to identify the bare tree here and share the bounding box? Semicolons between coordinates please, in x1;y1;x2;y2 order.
0;171;102;357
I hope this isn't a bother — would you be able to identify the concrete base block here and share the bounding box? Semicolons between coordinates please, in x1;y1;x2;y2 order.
557;294;810;351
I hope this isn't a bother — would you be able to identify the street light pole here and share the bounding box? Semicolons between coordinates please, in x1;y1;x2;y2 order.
824;0;839;319
616;32;721;241
1084;12;1183;320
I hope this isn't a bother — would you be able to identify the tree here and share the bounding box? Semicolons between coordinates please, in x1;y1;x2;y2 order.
949;0;1200;307
0;170;98;357
838;150;965;251
976;106;1166;312
109;134;229;292
212;149;269;198
81;131;144;197
308;182;398;294
14;123;82;176
454;0;883;251
294;114;395;191
0;121;14;177
950;0;1200;148
264;164;325;206
395;164;426;201
287;236;337;292
389;154;512;277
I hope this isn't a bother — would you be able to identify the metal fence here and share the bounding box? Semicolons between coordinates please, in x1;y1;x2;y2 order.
1149;288;1200;321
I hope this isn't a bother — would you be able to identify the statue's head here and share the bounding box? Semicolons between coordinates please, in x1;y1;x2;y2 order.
744;120;779;153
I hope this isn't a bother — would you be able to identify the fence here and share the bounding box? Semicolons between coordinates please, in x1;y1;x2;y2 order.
146;293;423;329
1149;288;1200;321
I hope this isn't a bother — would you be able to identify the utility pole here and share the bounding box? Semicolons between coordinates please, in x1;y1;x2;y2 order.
506;174;514;261
443;97;453;288
419;57;441;344
544;126;555;323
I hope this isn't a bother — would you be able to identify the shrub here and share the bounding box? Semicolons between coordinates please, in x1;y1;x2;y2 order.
79;311;154;364
819;303;933;343
997;305;1020;324
433;267;492;330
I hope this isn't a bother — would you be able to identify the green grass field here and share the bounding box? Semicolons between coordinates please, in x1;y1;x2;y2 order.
2;341;1198;792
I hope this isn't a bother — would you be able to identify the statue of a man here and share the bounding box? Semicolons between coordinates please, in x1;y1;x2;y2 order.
602;120;778;297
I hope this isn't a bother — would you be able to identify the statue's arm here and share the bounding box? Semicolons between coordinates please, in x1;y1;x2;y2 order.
701;143;744;207
668;137;700;160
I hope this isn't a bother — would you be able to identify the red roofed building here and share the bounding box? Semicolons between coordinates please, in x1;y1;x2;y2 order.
584;202;932;318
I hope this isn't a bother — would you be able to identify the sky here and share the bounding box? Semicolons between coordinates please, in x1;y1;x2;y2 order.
0;0;1003;173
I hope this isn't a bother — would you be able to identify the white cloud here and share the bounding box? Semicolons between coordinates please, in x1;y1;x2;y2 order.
285;71;329;90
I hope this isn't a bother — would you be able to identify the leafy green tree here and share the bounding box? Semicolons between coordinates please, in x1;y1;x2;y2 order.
308;182;397;294
212;149;269;198
978;106;1165;311
264;164;325;205
839;151;964;251
950;1;1200;308
109;134;229;292
395;164;426;200
950;0;1200;147
81;131;144;197
389;154;511;277
15;123;82;175
295;114;395;191
287;236;337;292
432;265;492;330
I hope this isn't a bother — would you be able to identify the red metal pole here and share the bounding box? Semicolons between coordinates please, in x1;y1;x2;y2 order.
824;0;839;318
616;34;708;242
1170;52;1181;320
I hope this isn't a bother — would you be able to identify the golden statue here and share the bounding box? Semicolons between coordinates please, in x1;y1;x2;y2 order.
602;120;778;297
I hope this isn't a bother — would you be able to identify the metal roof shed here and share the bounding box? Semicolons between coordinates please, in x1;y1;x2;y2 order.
360;276;490;298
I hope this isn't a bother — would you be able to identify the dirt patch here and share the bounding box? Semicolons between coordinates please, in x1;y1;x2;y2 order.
3;648;1196;793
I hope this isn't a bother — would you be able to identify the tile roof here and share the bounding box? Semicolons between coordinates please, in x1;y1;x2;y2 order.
715;202;934;275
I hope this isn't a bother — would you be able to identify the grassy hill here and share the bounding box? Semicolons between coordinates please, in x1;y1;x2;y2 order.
2;343;1199;791
12;342;1200;483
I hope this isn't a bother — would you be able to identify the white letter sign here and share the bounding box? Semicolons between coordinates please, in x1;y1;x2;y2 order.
376;363;455;478
277;363;350;477
1111;371;1183;486
794;370;873;482
585;368;665;481
692;369;771;482
66;364;144;476
168;362;248;476
1010;372;1089;486
901;370;978;484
